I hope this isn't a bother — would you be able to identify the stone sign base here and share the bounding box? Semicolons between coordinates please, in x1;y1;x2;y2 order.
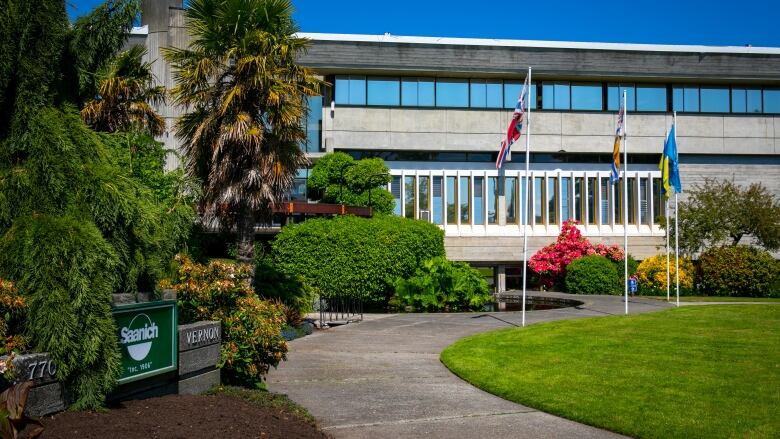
5;319;222;416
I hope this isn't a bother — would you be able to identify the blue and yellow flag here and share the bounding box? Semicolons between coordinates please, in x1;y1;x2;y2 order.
659;123;681;198
610;106;625;184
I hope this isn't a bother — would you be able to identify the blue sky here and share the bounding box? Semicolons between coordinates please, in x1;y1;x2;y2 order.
68;0;780;47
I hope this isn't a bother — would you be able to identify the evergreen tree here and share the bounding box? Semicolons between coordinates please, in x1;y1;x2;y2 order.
0;0;192;408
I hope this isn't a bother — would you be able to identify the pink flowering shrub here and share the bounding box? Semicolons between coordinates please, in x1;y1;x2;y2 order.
528;220;624;288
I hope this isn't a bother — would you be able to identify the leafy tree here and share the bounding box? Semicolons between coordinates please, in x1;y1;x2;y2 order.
0;0;191;408
662;178;780;255
165;0;323;271
307;152;394;214
82;45;166;135
393;257;491;311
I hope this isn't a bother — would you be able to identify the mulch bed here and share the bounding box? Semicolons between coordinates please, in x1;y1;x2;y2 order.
40;393;330;439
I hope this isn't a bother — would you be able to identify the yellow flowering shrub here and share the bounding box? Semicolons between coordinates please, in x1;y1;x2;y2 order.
0;279;28;358
636;254;695;294
163;255;287;387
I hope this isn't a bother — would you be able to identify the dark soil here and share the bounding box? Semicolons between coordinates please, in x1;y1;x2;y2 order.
41;393;330;439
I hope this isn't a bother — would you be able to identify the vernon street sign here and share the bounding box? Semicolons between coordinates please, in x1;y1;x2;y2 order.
112;300;177;384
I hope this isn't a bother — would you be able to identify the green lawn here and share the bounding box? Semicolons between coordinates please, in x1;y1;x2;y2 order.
441;306;780;439
640;295;780;303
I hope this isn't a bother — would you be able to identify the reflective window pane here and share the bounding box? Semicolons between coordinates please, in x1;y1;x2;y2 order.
459;177;471;223
367;77;400;106
404;176;415;219
391;176;401;216
470;80;487;108
700;87;729;112
561;177;572;222
504;81;536;110
652;178;663;225
419;79;435;106
348;76;366;105
486;82;503;107
547;177;558;224
335;76;350;105
627;177;636;224
731;88;746;113
571;84;602;110
639;177;649;225
534;177;544;224
418;176;430;216
488;177;497;225
600;178;609;224
436;78;469;107
764;89;780;113
684;87;699;112
613;179;623;225
574;177;583;222
446;176;457;223
304;95;322;152
636;86;667;111
608;84;636;111
747;89;762;113
587;177;597;225
401;78;418;106
506;177;518;224
432;176;443;225
474;177;484;225
672;87;684;112
520;177;527;225
543;82;571;110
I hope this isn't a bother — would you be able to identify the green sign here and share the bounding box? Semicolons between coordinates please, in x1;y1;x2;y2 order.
112;301;177;384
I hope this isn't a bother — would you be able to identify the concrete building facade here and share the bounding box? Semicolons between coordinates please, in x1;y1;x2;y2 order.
137;1;780;289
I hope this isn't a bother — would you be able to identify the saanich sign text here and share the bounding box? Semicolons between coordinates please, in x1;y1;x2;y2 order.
113;301;177;384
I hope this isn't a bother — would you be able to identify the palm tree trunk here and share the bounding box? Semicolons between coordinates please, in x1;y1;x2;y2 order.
237;204;256;285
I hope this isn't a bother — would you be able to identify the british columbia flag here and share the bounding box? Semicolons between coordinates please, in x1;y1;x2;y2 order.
496;74;531;169
610;104;625;184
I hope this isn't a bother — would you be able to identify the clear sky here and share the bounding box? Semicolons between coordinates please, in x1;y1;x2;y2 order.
67;0;780;47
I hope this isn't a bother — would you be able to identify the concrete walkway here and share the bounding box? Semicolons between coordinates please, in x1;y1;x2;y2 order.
266;293;674;439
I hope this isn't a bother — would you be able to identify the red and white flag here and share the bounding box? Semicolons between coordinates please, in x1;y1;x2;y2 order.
496;74;530;169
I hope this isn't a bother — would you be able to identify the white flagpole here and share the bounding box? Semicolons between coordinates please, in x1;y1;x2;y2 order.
622;90;628;315
666;197;670;302
664;128;670;302
674;112;680;307
521;67;532;327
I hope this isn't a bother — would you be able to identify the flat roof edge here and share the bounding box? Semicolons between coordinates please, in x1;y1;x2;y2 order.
297;32;780;55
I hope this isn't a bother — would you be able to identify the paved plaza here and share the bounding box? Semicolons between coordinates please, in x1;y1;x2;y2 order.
266;293;674;438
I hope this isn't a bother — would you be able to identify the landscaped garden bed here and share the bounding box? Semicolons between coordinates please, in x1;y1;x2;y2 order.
40;386;329;439
441;305;780;439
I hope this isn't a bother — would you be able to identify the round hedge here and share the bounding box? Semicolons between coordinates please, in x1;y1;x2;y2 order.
565;255;620;295
699;246;779;297
272;215;444;303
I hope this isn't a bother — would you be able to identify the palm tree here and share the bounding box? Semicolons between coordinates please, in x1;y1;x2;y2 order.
164;0;322;271
81;45;166;135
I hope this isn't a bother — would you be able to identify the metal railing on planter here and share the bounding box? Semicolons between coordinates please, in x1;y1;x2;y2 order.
318;293;363;328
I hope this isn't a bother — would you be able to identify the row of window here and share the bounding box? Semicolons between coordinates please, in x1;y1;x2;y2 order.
334;75;780;114
390;173;666;228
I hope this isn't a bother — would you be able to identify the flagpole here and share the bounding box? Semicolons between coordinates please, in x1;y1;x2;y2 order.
674;112;680;307
622;90;628;315
664;127;670;302
666;198;670;302
521;67;532;327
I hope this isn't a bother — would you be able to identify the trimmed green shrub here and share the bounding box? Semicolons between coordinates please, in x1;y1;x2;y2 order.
254;257;317;318
0;215;121;409
565;255;620;295
614;254;639;286
699;246;779;297
393;257;491;311
164;255;287;387
272;215;444;304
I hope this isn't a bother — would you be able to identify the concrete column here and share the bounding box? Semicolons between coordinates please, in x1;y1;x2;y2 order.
496;265;507;310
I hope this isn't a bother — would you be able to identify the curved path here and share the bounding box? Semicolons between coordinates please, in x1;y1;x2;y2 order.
266;293;674;438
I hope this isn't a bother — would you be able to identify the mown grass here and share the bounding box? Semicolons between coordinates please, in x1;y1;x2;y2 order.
640;295;780;302
441;306;779;439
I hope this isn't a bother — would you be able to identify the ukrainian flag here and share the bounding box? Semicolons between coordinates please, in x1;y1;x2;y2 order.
659;123;681;198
